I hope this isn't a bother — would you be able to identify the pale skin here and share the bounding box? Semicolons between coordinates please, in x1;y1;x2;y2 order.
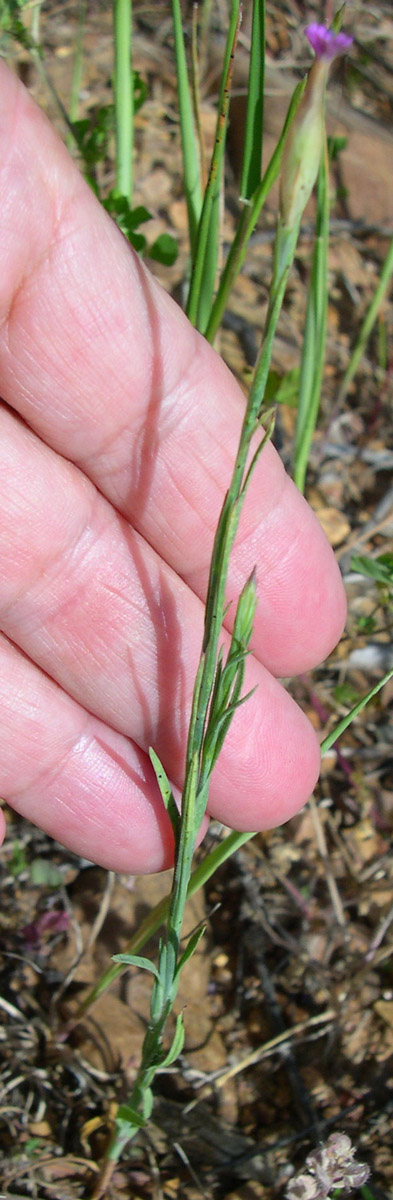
0;61;346;874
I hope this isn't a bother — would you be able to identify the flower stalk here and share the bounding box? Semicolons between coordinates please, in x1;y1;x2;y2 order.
93;16;354;1193
113;0;133;203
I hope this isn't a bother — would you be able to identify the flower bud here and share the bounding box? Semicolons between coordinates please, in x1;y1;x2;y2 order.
279;23;352;230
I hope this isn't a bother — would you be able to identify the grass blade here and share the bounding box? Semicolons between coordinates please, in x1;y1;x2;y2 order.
293;135;329;493
172;0;203;256
191;2;207;193
186;0;241;330
205;79;305;343
240;0;265;202
321;669;393;754
113;0;133;203
338;234;393;405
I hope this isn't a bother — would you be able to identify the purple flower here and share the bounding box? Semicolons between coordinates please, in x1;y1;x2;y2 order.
305;23;353;62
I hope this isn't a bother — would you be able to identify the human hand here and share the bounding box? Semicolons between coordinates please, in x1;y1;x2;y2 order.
0;62;346;873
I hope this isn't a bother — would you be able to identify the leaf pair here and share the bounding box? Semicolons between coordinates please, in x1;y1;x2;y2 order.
201;570;258;789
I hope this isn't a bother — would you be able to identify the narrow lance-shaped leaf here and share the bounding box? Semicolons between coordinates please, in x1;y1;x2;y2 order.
175;924;207;980
351;553;393;585
112;953;160;980
171;0;202;254
201;569;257;780
186;0;241;329
160;1012;185;1068
116;1104;146;1129
202;682;258;783
149;747;181;841
113;0;133;204
321;669;393;754
293;135;329;493
205;78;306;344
240;0;266;201
338;235;393;406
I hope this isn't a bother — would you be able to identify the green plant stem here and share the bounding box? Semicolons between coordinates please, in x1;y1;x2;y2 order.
113;0;133;202
100;211;301;1173
191;2;207;192
293;134;329;493
30;0;42;43
186;0;241;329
320;667;393;754
97;208;310;1182
338;234;393;405
198;0;214;76
240;0;265;202
205;80;305;344
69;662;393;1041
171;0;203;255
69;828;257;1028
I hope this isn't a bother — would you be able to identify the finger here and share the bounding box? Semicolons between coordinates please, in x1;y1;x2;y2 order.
0;626;316;875
0;62;346;676
0;405;320;842
0;635;176;874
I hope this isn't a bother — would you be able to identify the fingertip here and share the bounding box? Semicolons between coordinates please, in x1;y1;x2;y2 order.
207;669;321;832
0;806;6;848
250;476;348;676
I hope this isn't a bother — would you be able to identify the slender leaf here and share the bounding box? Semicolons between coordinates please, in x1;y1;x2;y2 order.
149;747;181;840
240;0;265;201
186;0;241;329
338;234;393;405
160;1012;185;1067
351;554;393;585
205;79;305;343
321;669;393;754
113;0;133;203
190;2;207;193
171;0;202;254
116;1104;146;1128
112;953;160;980
293;136;329;493
175;925;206;979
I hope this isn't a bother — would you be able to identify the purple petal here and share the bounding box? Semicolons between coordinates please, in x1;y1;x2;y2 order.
305;23;353;61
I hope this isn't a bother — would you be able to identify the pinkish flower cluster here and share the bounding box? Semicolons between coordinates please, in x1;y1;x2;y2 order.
305;23;353;62
285;1133;370;1200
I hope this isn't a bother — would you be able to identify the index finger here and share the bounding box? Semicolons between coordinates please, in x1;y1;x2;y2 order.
0;62;346;674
